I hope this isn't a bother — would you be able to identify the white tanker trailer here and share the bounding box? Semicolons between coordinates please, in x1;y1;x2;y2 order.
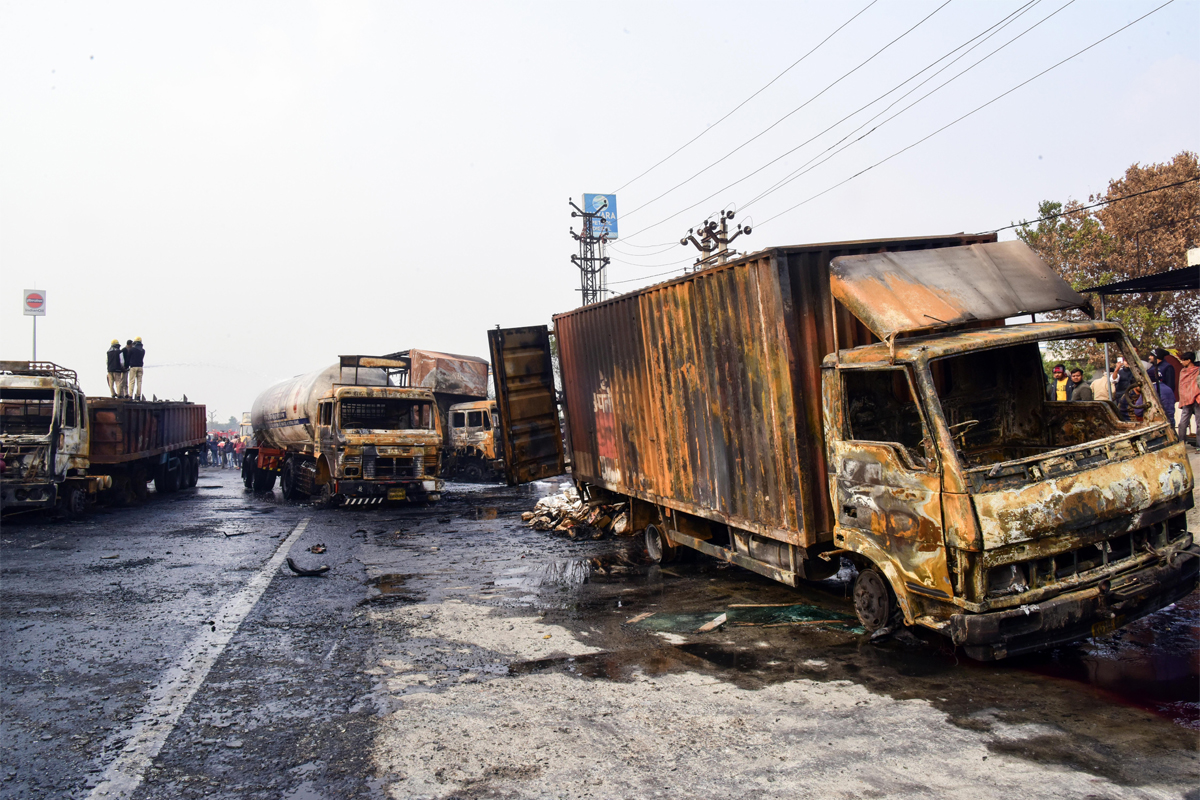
242;355;444;506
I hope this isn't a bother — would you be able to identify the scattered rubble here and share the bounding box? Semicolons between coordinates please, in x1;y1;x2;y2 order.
522;487;632;540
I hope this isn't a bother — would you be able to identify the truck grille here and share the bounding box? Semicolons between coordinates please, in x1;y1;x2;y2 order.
986;522;1182;597
363;456;419;480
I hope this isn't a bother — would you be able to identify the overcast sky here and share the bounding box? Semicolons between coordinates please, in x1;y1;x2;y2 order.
2;0;1197;423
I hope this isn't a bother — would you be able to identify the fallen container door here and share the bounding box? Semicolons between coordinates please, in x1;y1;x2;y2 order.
488;326;565;485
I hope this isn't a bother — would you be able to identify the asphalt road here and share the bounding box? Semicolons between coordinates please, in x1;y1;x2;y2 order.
1;464;1197;800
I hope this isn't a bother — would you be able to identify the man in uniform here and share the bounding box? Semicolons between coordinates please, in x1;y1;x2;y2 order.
126;337;146;400
106;340;125;398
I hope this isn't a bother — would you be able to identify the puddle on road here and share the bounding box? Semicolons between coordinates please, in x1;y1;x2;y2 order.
367;574;418;595
516;539;1200;731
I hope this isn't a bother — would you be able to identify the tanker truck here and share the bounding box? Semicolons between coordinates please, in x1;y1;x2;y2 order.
242;355;444;506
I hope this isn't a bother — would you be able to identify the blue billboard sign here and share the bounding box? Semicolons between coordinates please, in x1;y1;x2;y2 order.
582;193;618;240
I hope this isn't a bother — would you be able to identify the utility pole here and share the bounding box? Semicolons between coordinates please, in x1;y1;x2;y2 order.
569;198;610;305
681;210;751;272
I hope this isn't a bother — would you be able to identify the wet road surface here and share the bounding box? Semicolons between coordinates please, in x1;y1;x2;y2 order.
1;465;1197;799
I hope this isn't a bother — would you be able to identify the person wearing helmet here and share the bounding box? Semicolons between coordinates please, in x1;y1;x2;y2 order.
126;336;146;400
106;340;125;398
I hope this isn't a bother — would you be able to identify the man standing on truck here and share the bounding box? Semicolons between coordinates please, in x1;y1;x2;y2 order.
106;340;125;398
126;337;146;400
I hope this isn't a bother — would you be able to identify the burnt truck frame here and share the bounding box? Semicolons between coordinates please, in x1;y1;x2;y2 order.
243;355;444;506
1;361;206;515
489;236;1197;660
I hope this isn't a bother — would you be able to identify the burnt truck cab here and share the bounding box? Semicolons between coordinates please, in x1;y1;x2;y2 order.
326;385;443;504
446;400;503;480
245;355;444;506
0;361;106;515
824;245;1196;660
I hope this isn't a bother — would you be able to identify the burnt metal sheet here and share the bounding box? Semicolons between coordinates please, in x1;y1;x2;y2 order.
553;233;995;548
829;240;1087;339
407;349;490;398
488;326;565;485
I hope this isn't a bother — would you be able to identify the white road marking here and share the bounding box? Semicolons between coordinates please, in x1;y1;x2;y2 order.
88;517;311;799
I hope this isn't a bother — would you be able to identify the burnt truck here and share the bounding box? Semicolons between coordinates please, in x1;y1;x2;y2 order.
243;355;445;506
404;348;504;481
489;236;1197;660
1;361;206;514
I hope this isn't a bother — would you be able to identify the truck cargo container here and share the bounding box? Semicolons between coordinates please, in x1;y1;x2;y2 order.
490;235;1197;660
1;361;206;514
243;355;444;506
404;349;505;481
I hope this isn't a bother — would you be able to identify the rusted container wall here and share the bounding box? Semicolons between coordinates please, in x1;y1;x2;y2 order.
87;400;207;464
554;234;996;548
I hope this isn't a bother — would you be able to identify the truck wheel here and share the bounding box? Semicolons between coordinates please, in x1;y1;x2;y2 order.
460;460;484;482
853;568;895;632
644;524;678;564
253;469;276;493
131;467;150;502
242;459;256;490
61;486;87;517
154;461;180;494
281;461;306;500
185;455;199;488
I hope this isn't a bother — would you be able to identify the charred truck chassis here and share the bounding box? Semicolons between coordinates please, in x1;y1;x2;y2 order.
523;238;1198;660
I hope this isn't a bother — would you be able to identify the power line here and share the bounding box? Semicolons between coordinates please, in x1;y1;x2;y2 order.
621;0;955;221
605;175;1199;292
984;177;1200;233
609;0;881;196
754;0;1177;229
608;254;695;270
621;0;1044;243
742;0;1072;212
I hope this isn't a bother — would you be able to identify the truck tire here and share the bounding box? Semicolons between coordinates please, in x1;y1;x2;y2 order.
131;466;150;502
242;457;256;490
253;469;276;493
644;524;678;564
60;486;86;517
154;460;181;494
853;567;895;632
281;460;307;501
460;460;485;482
185;455;199;488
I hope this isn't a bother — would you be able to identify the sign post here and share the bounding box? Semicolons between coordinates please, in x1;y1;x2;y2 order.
23;290;46;361
581;194;618;239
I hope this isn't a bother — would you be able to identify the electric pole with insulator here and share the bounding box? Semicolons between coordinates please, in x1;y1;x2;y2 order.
681;210;751;272
570;198;610;305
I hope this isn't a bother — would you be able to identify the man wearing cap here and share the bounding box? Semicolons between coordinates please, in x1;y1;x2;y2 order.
106;340;125;398
126;337;146;401
1177;351;1199;450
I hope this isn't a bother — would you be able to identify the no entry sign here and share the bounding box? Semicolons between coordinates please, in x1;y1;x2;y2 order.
23;290;46;316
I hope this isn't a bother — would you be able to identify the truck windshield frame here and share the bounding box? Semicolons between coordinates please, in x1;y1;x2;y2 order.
922;331;1168;472
0;388;57;436
338;398;434;431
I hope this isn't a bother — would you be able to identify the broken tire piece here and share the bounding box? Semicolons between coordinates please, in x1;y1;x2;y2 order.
286;557;330;577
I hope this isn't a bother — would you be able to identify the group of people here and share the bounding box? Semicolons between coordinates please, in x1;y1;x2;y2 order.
202;434;244;468
105;338;146;400
1047;348;1199;448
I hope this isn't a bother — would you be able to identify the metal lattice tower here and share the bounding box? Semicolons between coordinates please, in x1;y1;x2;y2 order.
570;199;610;305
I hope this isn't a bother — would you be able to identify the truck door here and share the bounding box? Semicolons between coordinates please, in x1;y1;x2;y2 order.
487;325;565;485
55;390;85;478
825;365;954;601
